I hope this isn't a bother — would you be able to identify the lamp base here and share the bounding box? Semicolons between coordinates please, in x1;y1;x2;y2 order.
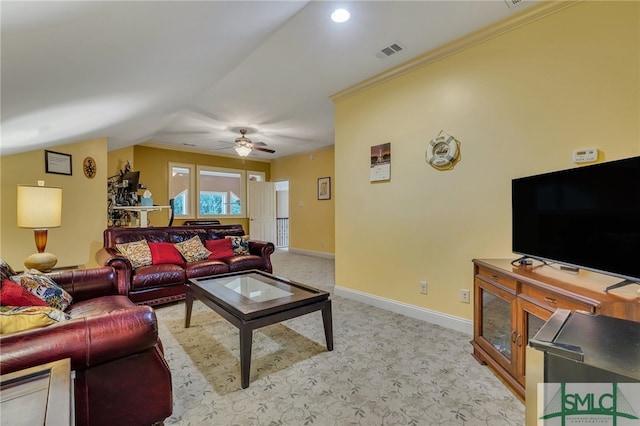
24;252;58;272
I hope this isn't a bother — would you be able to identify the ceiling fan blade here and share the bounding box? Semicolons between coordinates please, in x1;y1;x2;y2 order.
253;146;275;154
253;141;268;146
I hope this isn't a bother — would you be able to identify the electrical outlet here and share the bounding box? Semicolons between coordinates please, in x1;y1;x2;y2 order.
460;289;470;303
419;281;428;294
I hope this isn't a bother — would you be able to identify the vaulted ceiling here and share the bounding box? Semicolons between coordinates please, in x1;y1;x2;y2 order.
1;1;535;159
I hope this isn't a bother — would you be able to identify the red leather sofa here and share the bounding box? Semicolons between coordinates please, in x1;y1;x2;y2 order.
95;224;275;306
0;267;173;426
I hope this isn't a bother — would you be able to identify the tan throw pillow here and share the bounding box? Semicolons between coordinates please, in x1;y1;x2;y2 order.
116;240;153;269
225;235;250;255
0;305;71;335
174;236;211;262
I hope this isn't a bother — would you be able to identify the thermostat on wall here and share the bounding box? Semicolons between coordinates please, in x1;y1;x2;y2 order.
573;148;598;163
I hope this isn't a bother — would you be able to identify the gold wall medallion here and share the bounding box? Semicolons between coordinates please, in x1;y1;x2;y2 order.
83;156;97;178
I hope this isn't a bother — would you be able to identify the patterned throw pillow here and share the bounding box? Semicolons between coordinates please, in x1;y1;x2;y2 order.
116;239;153;269
11;271;73;311
225;235;250;255
0;259;17;281
174;236;211;262
0;305;71;334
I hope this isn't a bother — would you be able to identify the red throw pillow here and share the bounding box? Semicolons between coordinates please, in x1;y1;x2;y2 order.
205;238;234;260
148;242;184;265
0;279;49;307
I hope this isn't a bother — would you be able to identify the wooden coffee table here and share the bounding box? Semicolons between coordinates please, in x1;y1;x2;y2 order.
185;270;333;388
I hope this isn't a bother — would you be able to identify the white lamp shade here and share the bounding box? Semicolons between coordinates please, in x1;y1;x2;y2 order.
17;185;62;228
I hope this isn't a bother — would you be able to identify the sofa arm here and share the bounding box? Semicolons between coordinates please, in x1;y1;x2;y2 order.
249;240;275;273
0;305;158;375
94;247;131;296
95;247;128;267
47;267;120;302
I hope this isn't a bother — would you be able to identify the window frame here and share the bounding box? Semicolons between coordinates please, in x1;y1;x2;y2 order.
168;162;195;219
247;171;265;182
196;165;246;219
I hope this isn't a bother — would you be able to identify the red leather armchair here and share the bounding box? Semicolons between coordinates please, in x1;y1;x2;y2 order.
0;267;172;426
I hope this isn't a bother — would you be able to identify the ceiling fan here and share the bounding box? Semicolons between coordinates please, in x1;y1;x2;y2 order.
232;129;275;157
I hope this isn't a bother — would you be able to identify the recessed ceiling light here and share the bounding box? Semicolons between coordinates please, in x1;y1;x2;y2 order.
331;8;350;23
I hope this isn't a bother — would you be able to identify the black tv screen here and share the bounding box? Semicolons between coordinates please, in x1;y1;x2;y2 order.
512;156;640;283
122;171;140;192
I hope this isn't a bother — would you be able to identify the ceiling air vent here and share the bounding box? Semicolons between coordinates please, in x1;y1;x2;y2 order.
504;0;525;8
376;42;405;59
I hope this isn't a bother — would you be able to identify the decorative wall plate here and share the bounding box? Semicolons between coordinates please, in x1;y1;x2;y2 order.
83;156;97;178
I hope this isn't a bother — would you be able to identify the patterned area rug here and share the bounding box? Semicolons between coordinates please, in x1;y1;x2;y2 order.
156;250;524;425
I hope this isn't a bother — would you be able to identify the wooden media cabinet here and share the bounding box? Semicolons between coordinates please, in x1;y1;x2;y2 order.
470;258;639;399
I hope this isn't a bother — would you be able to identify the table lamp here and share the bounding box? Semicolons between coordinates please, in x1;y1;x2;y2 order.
17;181;62;271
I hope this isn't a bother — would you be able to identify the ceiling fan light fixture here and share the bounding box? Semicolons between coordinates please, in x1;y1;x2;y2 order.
235;145;252;157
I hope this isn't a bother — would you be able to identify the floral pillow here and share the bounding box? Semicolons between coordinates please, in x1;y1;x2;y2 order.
0;305;71;334
225;235;250;255
174;236;211;262
116;239;153;268
11;270;73;311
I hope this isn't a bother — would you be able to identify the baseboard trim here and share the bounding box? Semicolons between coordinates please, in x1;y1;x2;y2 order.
334;286;473;336
286;247;335;260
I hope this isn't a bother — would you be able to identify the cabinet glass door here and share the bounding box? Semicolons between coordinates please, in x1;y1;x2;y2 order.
481;291;513;359
527;313;546;341
517;299;553;384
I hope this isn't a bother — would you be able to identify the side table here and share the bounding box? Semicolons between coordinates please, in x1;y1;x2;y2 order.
0;358;73;425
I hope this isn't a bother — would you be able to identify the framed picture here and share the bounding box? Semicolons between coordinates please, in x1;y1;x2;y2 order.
370;142;391;182
45;150;72;175
317;177;331;200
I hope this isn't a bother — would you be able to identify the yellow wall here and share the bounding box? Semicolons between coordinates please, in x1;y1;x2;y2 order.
271;146;335;255
107;146;134;177
1;138;108;269
333;1;640;320
109;145;271;230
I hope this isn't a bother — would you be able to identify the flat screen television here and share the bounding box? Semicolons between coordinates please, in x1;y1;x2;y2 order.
121;171;140;193
512;156;640;289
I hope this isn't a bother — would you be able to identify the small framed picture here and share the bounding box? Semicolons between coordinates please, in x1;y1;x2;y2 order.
317;177;331;200
45;150;72;175
370;142;391;182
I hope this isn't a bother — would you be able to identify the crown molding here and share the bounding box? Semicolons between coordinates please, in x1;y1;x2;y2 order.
138;141;272;163
330;1;579;102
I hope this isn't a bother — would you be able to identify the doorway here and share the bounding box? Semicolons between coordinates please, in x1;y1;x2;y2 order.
275;181;289;248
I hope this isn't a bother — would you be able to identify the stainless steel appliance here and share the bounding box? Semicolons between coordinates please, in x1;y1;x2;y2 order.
526;309;640;425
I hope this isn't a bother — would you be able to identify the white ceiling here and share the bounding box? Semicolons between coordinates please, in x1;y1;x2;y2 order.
1;1;535;159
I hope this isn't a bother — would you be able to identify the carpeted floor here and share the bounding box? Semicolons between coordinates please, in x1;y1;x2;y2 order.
156;249;524;425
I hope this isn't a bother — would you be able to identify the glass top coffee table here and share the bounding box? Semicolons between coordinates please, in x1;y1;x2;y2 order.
185;270;333;388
